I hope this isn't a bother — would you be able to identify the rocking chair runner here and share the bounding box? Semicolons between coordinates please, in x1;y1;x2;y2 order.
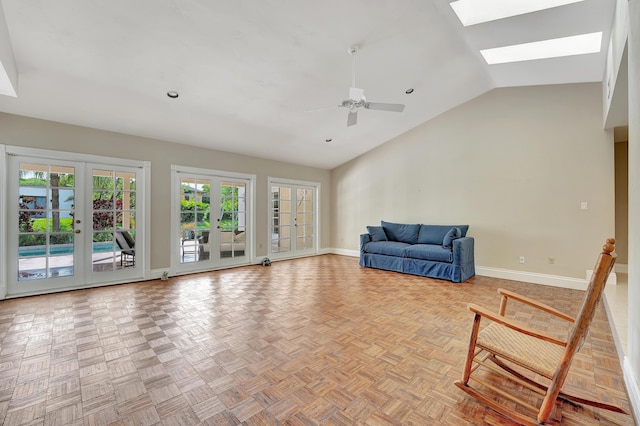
455;238;628;425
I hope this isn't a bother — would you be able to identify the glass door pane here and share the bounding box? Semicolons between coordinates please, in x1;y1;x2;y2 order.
219;181;246;259
179;177;211;264
18;163;76;281
271;186;291;253
91;169;137;272
296;188;314;250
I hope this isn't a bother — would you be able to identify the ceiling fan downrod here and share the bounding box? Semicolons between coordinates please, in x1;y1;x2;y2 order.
348;45;359;88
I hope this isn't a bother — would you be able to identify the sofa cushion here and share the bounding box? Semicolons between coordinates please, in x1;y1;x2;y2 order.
443;227;461;248
404;244;454;263
364;241;410;257
367;226;387;242
381;221;420;244
418;224;469;244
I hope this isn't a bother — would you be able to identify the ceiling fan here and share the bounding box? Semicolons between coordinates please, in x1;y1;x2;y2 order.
312;45;405;127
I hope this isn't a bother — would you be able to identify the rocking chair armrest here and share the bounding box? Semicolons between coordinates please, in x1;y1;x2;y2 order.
467;303;568;346
497;288;575;323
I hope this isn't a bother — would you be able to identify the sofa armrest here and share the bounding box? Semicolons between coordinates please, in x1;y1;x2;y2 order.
360;233;372;252
453;237;474;266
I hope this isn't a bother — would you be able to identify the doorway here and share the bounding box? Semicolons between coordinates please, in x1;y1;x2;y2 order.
268;178;319;259
172;166;255;274
6;150;147;297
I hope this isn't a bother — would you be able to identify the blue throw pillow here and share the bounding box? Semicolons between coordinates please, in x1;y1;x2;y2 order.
367;226;387;242
455;225;469;237
381;221;420;244
418;225;454;245
443;227;461;248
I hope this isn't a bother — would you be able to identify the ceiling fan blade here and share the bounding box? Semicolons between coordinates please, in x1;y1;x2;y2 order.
305;105;340;113
347;110;358;127
349;87;365;101
364;102;405;112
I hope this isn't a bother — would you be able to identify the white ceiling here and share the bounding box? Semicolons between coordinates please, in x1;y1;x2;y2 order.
0;0;615;169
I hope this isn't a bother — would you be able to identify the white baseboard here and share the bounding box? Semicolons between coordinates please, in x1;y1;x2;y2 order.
149;268;169;280
331;248;359;257
624;358;640;424
330;250;608;290
475;266;589;290
616;263;629;274
602;293;626;361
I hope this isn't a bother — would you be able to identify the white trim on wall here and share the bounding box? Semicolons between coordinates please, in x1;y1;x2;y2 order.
0;144;6;299
4;145;148;168
142;162;152;280
624;358;640;425
475;267;584;289
333;249;617;290
616;263;629;274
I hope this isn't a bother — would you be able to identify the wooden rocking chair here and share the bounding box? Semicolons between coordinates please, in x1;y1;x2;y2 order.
455;238;628;425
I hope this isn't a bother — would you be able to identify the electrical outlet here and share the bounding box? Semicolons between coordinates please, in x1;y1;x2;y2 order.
519;256;525;264
548;257;555;264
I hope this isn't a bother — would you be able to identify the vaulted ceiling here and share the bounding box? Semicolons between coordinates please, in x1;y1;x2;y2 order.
0;0;615;169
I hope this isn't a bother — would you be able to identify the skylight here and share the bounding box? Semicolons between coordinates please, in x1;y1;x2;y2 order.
480;32;602;64
0;62;17;97
450;0;584;26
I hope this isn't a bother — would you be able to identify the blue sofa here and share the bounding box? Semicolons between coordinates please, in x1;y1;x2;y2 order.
359;221;475;283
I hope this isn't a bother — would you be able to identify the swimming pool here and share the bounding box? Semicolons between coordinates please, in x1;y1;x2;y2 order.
18;242;116;257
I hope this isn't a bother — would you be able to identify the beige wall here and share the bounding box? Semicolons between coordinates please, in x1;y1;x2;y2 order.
0;113;332;270
331;83;614;279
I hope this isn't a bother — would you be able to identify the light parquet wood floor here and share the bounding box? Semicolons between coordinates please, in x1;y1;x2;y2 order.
0;255;634;425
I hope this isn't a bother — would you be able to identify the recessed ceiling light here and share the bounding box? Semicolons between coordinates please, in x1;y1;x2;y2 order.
450;0;584;26
405;88;414;94
480;32;602;64
167;91;179;99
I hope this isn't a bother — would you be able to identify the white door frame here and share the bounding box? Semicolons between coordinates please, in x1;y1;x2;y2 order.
0;145;6;299
267;177;320;260
1;145;150;298
170;165;256;276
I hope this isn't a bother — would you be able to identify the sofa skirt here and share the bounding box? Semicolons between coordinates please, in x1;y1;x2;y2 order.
360;253;473;283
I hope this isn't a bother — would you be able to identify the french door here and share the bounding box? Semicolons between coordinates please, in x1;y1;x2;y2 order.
269;179;317;259
173;167;254;274
7;153;144;296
